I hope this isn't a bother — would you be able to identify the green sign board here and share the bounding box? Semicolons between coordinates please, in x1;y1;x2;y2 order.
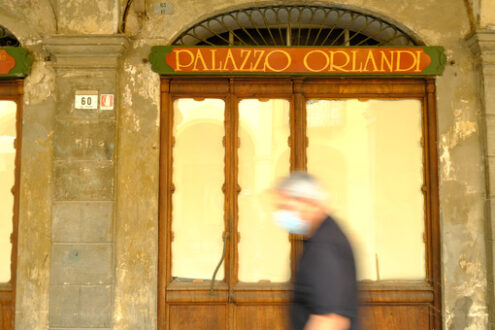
0;47;32;78
150;46;446;76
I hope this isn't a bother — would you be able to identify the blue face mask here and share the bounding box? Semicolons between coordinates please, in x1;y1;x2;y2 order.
274;210;311;235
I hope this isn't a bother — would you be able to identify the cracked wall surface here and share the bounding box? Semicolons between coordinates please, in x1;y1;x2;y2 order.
0;0;492;329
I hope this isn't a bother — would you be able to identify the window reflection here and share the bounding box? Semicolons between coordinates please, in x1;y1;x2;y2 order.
307;99;425;281
172;98;225;280
0;101;16;283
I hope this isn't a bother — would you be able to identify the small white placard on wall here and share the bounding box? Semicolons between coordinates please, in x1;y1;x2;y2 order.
100;94;114;111
75;90;98;110
154;2;174;15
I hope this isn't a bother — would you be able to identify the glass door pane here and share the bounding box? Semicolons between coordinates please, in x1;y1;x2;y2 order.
237;99;291;283
306;99;425;281
0;101;16;283
172;98;225;281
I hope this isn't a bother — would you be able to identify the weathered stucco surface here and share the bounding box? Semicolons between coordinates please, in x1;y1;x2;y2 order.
0;0;56;38
114;41;160;329
479;0;495;28
0;0;492;329
56;0;119;34
15;59;55;330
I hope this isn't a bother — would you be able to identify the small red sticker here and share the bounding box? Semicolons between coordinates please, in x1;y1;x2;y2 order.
100;94;114;110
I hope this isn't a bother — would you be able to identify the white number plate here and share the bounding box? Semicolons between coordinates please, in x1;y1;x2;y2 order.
75;94;98;110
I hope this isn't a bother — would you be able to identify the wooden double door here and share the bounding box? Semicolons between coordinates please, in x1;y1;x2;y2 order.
158;77;441;330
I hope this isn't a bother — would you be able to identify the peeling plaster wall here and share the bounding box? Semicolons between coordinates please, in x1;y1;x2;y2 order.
55;0;119;34
114;41;160;329
479;0;495;28
15;59;56;330
0;0;56;38
435;44;489;330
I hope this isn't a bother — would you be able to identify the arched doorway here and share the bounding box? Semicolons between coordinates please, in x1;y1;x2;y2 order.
158;5;440;330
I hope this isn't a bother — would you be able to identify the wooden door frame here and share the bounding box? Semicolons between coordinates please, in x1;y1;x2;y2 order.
157;77;441;330
0;79;23;329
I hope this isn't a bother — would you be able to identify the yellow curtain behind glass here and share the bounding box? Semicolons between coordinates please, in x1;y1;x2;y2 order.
0;101;16;283
172;98;225;280
238;99;291;283
307;99;425;281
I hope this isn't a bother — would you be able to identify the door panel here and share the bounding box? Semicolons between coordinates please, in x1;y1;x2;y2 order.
235;305;289;330
169;304;227;330
360;304;430;330
0;291;12;329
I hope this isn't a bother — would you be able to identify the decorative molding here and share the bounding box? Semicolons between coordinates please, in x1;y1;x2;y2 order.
44;35;129;70
467;29;495;68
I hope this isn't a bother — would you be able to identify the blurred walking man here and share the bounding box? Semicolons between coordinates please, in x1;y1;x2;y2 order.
273;172;358;330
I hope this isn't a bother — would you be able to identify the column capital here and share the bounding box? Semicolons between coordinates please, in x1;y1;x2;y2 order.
44;35;129;70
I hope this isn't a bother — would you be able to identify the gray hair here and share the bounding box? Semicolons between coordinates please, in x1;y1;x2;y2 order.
274;171;326;202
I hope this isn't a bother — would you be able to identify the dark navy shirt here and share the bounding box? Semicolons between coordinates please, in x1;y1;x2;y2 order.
291;216;358;330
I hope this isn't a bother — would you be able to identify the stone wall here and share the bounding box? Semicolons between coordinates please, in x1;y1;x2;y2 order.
0;0;491;329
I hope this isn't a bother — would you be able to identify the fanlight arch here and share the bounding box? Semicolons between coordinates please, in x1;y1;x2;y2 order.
172;4;421;46
0;25;20;47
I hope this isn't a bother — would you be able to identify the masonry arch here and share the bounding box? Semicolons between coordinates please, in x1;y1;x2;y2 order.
159;4;441;330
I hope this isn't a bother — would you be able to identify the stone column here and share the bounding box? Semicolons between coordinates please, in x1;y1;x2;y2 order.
44;35;128;329
467;29;495;329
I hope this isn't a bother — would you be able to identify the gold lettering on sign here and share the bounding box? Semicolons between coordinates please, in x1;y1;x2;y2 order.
253;50;265;71
240;49;252;71
265;50;292;72
380;51;394;72
329;51;351;72
223;49;239;71
193;49;208;71
364;50;379;72
175;49;194;71
415;50;422;72
167;47;430;74
303;50;329;72
395;50;419;72
351;50;358;72
210;49;222;71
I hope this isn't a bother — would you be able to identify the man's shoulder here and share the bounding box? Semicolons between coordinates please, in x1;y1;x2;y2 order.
316;216;348;241
315;216;354;253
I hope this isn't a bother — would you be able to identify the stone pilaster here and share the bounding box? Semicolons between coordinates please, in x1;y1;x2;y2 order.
44;35;128;329
467;29;495;330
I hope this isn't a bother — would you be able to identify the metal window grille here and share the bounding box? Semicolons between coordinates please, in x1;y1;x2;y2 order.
0;26;20;47
173;5;419;46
